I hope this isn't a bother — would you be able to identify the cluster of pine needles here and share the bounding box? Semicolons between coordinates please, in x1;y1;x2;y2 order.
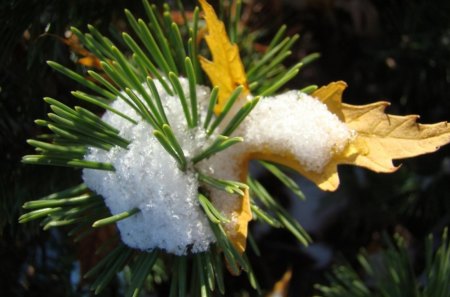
19;0;318;296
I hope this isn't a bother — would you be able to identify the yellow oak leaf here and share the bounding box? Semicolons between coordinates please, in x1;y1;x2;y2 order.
341;101;450;172
310;80;346;119
246;82;450;191
198;0;249;114
246;150;343;192
63;34;102;69
229;188;252;254
267;268;293;297
218;159;252;260
313;82;450;174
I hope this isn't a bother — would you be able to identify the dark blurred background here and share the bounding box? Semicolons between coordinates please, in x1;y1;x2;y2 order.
1;0;449;296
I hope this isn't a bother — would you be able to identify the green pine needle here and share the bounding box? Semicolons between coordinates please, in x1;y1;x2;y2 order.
168;72;193;127
161;124;188;168
267;24;287;52
203;86;219;130
300;85;318;94
198;194;230;224
126;251;160;297
247;36;294;79
47;61;116;100
92;248;133;294
170;22;188;72
207;85;244;135
22;155;115;171
27;139;86;155
71;90;137;125
250;203;282;228
248;176;311;246
18;207;63;223
198;172;248;196
260;161;305;200
192;135;243;164
23;193;95;209
259;62;303;96
220;96;259;136
185;57;199;126
153;128;187;171
92;207;140;228
146;77;170;124
211;247;225;294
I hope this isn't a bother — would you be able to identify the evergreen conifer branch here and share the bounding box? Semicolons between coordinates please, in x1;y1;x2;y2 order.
18;0;324;295
248;176;311;246
125;251;160;297
315;228;450;297
259;161;306;200
198;172;248;196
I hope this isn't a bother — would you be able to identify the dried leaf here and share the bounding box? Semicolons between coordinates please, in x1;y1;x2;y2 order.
313;81;450;174
247;150;343;192
239;82;450;191
267;268;293;297
296;82;450;190
311;80;346;119
63;34;91;57
198;0;249;114
170;11;194;25
63;33;102;69
78;56;102;69
229;188;252;254
341;101;450;172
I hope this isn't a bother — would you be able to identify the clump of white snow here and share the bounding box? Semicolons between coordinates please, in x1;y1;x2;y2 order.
241;91;354;173
83;77;355;255
83;78;215;255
